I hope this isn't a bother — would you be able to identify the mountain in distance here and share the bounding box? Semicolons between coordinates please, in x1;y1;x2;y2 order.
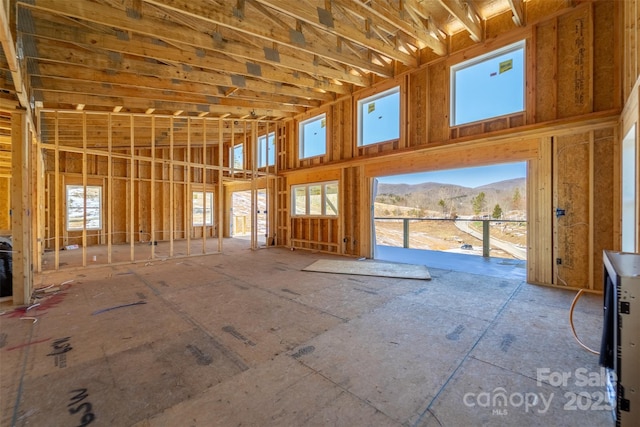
376;177;526;217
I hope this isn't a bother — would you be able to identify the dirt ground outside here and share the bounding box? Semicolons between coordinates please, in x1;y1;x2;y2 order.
374;219;527;260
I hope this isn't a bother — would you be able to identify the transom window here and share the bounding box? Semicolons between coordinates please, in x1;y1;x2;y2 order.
451;40;525;126
299;114;327;159
357;86;400;146
258;132;276;167
66;185;102;230
291;181;339;217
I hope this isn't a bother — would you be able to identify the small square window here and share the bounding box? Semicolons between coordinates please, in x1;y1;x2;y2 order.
451;41;525;126
357;86;400;146
299;114;327;159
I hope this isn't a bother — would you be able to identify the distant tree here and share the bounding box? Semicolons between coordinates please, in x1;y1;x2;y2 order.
438;199;446;216
512;187;522;210
472;192;486;215
492;204;503;219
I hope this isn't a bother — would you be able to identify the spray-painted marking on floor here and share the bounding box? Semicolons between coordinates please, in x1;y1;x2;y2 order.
222;325;256;346
446;325;465;341
186;344;213;365
500;333;516;352
291;345;315;359
47;336;72;368
68;388;95;426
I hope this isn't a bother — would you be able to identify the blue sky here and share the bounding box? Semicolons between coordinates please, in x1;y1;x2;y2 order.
377;162;526;187
453;43;524;125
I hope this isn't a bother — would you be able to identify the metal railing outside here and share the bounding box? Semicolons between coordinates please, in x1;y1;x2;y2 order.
373;217;527;259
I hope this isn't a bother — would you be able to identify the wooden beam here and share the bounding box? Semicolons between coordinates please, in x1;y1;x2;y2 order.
32;76;306;114
39;92;294;119
0;2;28;108
439;0;483;42
354;0;447;56
507;0;525;26
253;0;420;66
11;110;32;304
23;0;390;78
23;16;356;93
33;60;325;108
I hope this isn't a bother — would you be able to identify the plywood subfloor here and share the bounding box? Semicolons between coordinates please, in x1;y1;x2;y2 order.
303;259;431;280
1;240;609;426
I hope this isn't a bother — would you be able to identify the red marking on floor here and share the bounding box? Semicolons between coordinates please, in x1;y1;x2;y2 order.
5;337;52;351
4;293;68;318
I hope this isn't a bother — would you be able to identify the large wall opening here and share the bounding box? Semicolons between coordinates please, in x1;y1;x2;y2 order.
373;162;527;265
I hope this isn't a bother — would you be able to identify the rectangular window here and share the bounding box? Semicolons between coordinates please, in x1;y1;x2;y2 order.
308;184;322;216
230;143;243;170
291;181;339;217
258;132;276;167
293;186;307;216
451;41;525;126
192;191;214;226
325;182;338;215
66;185;102;230
299;114;327;159
357;86;400;146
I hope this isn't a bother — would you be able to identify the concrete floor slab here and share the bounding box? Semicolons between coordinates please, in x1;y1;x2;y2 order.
292;297;491;423
417;356;613;426
1;242;614;427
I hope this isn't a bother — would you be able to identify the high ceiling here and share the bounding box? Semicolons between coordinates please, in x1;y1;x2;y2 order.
0;0;529;120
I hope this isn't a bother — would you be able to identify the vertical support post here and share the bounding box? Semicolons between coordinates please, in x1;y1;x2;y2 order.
54;114;60;270
251;121;257;250
169;116;174;257
588;131;594;289
403;218;409;249
483;220;490;257
202;118;207;254
81;112;87;267
11;110;32;304
217;118;223;253
107;113;112;264
129;115;135;262
186;118;191;256
151;116;156;259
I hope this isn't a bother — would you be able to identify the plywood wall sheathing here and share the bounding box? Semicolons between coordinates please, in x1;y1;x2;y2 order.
593;128;615;291
557;5;593;119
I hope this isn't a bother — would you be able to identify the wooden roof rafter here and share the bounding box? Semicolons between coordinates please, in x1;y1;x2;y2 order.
23;11;356;97
439;0;483;42
143;0;395;77
6;0;527;118
507;0;526;26
20;0;371;87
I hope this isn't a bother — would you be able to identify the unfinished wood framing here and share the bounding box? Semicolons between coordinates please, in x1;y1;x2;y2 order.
10;110;32;304
37;112;277;269
1;0;639;302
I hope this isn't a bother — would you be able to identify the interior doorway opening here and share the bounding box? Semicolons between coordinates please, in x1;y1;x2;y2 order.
373;162;527;263
231;190;267;245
